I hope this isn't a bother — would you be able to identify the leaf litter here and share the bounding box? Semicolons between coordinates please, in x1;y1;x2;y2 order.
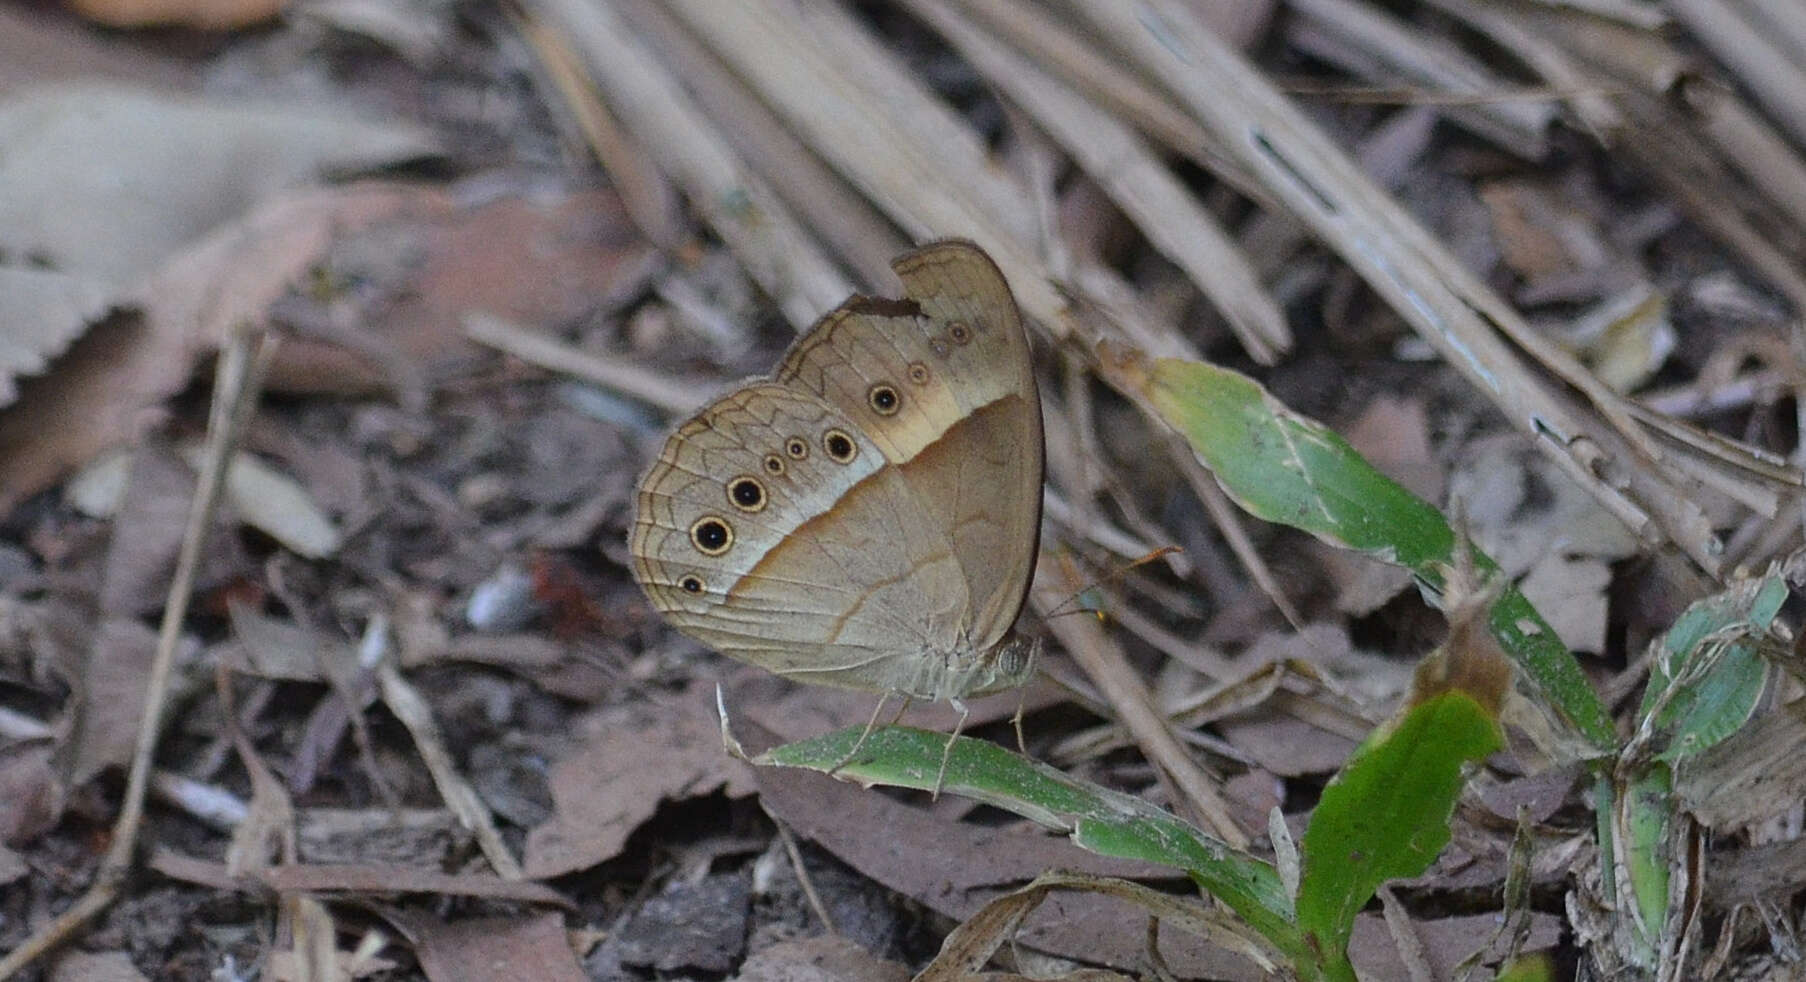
2;0;1806;979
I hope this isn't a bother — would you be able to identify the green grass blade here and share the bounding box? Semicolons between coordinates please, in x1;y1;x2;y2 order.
1140;356;1614;749
756;726;1303;956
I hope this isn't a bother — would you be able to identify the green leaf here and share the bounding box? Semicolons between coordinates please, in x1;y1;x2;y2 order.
1296;690;1503;954
1640;572;1785;763
757;726;1302;957
1141;357;1615;749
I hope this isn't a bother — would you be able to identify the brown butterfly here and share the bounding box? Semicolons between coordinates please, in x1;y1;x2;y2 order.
630;240;1044;726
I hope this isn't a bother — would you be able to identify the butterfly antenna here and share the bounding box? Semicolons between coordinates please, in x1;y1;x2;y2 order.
1041;546;1184;621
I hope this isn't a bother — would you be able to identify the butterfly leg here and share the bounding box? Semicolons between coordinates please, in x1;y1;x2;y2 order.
827;692;894;777
932;698;971;800
885;696;913;727
1010;686;1028;755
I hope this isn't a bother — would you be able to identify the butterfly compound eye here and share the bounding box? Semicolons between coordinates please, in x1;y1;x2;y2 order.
689;516;733;555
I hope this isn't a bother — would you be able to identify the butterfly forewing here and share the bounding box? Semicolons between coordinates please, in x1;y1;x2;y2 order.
630;240;1044;700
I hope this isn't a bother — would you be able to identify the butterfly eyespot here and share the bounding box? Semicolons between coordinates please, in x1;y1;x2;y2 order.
929;338;949;358
763;454;786;475
679;575;705;594
867;383;901;415
689;516;733;556
907;362;930;385
727;476;767;512
822;429;857;463
948;322;972;345
785;437;809;459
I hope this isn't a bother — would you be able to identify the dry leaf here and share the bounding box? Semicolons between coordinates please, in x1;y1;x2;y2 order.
0;743;59;842
47;951;149;982
523;683;756;878
0;184;440;515
0;268;112;410
69;0;286;30
180;447;343;559
408;912;586;982
53;617;160;786
0;85;434;287
259;191;640;400
730;936;910;982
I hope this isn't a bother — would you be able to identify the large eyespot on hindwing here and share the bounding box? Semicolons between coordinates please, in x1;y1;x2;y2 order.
867;382;901;416
822;428;857;464
689;515;733;555
727;475;767;512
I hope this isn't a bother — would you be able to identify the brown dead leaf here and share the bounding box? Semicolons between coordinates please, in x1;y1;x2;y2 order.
1516;553;1612;653
730;936;910;982
47;950;149;982
523;682;756;878
1347;911;1560;979
1216;711;1358;777
0;268;112;411
1342;394;1442;503
69;0;286;30
93;444;248;617
407;912;586;982
261;191;641;400
0;841;26;887
0;85;434;285
0;742;59;843
1448;434;1643;577
0;5;197;92
0;183;443;516
53;617;159;787
1478;179;1604;284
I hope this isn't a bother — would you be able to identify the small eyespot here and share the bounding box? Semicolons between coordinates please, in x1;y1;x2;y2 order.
929;338;949;358
867;384;900;416
785;437;809;459
763;454;786;475
823;429;857;463
689;516;733;556
948;321;972;345
907;362;930;385
728;476;766;512
679;575;704;594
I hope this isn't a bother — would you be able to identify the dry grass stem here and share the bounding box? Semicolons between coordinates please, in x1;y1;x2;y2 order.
1032;555;1249;848
523;0;854;330
904;0;1291;364
1286;0;1556;158
1668;0;1806;149
462;310;702;416
612;0;909;289
0;328;275;980
375;654;523;879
